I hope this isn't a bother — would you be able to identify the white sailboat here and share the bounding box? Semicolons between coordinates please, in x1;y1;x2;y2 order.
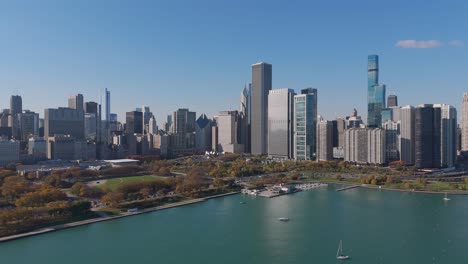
443;192;451;201
336;240;350;260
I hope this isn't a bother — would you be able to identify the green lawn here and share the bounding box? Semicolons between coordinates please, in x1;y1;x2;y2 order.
98;175;165;191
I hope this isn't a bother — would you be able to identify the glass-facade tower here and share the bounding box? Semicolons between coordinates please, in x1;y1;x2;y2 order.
367;55;386;127
294;88;317;160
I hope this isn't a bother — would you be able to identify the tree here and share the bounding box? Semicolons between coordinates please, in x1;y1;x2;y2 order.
101;192;124;208
371;179;378;185
15;185;67;207
1;176;31;200
386;176;394;185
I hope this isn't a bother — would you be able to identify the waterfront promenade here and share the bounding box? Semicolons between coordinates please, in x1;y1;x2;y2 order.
0;192;240;243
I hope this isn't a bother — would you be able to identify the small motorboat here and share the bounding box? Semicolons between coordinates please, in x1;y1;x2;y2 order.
278;217;290;222
443;192;451;201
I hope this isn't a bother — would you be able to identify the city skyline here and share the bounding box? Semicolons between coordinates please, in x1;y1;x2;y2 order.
1;1;467;123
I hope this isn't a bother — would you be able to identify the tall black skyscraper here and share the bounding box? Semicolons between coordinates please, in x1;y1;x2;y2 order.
10;95;22;115
85;102;98;114
415;105;441;169
126;111;143;135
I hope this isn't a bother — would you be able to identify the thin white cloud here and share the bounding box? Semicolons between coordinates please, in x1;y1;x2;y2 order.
395;40;442;49
449;40;464;47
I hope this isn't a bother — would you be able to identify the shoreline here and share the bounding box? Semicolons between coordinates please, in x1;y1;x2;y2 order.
317;180;468;195
0;191;240;243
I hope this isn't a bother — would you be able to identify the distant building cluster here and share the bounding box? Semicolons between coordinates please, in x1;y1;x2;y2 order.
0;55;465;171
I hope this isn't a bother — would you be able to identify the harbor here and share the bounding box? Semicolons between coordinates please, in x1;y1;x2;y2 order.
242;183;328;198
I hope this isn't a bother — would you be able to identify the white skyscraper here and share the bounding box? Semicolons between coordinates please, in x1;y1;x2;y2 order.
267;88;295;160
399;105;415;165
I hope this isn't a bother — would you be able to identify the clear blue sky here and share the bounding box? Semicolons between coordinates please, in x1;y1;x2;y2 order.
1;0;467;123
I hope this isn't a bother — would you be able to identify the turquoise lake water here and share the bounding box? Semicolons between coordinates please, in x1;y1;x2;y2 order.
1;185;467;264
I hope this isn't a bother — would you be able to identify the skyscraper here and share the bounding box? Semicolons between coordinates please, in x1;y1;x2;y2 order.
20;110;39;141
9;95;23;139
367;55;386;127
170;108;196;156
399;105;415;165
294;88;318;160
44;108;85;140
195;114;212;152
10;95;22;115
415;105;441;169
462;93;468;151
438;104;457;168
149;115;158;134
267;88;295;159
125;111;143;135
387;94;398;107
216;111;244;153
85;102;98;115
316;118;333;161
68;94;84;111
367;55;378;127
105;88;111;123
142;106;152;135
239;84;251;153
251;62;272;155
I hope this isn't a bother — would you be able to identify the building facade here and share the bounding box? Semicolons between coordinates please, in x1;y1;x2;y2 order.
316;119;333;161
251;62;272;155
267;88;295;159
44;108;85;140
294;88;318;160
462;93;468;152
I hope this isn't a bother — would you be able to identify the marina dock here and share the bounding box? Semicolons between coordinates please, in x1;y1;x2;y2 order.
336;185;360;192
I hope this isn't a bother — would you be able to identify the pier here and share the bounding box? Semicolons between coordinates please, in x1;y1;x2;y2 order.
336;185;360;192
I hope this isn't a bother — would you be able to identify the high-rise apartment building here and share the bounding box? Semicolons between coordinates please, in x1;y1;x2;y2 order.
317;119;333;161
399;105;415;165
344;127;386;165
68;94;84;111
294;88;318;160
251;62;272;155
44;108;85;140
267;88;295;159
414;104;457;169
382;120;400;162
415;105;441;169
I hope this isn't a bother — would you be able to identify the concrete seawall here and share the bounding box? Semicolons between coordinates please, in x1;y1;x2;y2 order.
0;192;240;243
